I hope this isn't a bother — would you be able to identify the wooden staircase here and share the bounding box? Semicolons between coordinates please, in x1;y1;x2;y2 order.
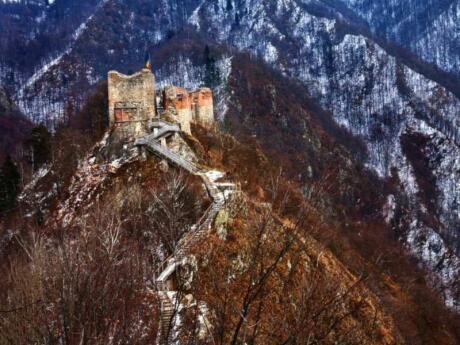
136;125;236;345
158;293;176;345
135;137;199;174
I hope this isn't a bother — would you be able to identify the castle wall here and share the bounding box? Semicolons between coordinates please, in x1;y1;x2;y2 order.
108;68;156;138
163;86;193;134
162;86;214;134
191;88;214;124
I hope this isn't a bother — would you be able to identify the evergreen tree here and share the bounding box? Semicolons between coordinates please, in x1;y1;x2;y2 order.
204;45;221;89
0;156;20;212
226;0;233;11
70;81;109;139
235;12;240;27
27;124;51;170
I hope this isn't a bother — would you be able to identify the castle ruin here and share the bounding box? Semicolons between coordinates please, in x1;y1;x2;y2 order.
108;68;156;138
108;67;214;138
163;86;214;134
107;64;228;344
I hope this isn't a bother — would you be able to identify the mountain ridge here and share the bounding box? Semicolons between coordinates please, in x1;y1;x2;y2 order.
1;0;460;313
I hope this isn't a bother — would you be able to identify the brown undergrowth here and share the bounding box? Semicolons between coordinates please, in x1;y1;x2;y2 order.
191;123;460;344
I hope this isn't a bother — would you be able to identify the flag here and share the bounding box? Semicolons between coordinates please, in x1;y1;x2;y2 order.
145;50;151;70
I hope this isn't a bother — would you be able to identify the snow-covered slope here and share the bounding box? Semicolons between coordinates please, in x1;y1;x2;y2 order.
341;0;460;77
190;0;460;307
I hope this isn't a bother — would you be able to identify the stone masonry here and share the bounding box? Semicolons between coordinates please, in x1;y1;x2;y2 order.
108;68;156;138
191;88;214;124
108;67;214;138
162;86;194;134
163;86;214;134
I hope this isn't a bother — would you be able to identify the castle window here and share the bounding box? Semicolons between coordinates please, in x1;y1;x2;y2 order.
113;101;143;126
114;108;130;123
114;107;140;128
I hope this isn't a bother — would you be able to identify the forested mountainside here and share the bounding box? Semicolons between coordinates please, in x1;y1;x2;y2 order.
0;0;459;332
1;62;460;343
189;0;460;308
340;0;460;78
0;87;31;161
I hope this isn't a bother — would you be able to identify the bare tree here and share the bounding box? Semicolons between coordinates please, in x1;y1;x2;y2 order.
182;193;386;345
0;196;158;345
147;172;203;255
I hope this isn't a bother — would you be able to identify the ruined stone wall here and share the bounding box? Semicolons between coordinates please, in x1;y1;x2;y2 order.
108;68;156;138
163;86;193;134
191;88;214;124
162;86;214;134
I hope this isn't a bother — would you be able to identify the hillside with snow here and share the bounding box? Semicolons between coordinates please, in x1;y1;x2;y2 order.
342;0;460;78
0;0;460;341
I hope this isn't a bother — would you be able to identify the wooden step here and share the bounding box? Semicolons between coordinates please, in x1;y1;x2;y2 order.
158;294;176;345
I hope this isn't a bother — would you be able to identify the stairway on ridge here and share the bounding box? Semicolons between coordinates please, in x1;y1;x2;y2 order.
136;122;236;345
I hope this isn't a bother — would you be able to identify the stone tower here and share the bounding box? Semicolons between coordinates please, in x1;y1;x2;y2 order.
108;68;156;138
191;87;214;124
162;86;194;134
162;86;214;134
